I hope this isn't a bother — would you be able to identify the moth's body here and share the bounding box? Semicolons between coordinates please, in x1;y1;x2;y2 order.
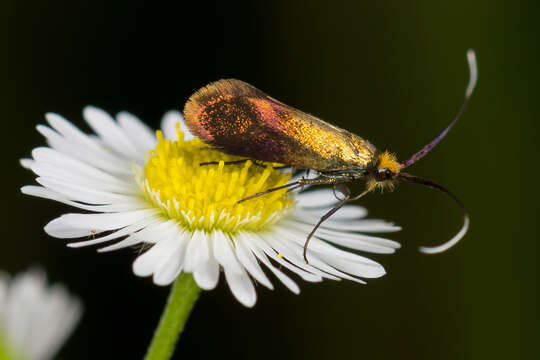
183;49;477;261
184;79;379;177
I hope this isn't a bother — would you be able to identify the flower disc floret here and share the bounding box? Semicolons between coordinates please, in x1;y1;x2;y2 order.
139;129;294;233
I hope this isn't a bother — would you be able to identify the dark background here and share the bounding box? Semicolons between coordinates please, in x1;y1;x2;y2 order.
3;1;538;359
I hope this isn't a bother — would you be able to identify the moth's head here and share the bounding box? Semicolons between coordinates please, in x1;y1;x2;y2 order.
367;151;401;192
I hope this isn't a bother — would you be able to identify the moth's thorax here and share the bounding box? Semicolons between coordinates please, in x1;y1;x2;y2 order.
183;79;377;171
344;134;378;169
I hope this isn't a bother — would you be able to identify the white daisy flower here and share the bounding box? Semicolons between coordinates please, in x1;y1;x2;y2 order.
21;106;401;307
0;268;82;360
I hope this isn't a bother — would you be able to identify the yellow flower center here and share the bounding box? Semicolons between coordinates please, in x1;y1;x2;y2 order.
137;127;294;233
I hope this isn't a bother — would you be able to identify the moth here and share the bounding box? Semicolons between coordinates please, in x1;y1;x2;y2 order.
183;50;477;262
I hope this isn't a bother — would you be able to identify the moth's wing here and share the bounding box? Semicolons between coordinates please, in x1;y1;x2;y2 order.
183;79;375;170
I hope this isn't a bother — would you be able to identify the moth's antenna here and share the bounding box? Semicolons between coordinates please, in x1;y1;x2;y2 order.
401;49;477;169
397;172;469;254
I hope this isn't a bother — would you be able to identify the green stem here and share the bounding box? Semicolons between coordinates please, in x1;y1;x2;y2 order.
144;273;201;360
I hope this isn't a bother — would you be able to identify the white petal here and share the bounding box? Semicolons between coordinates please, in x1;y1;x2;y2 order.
261;230;338;278
153;230;189;285
36;176;135;205
264;236;340;281
68;216;161;248
45;112;104;153
211;231;257;307
20;158;35;169
31;161;137;195
321;219;401;233
243;237;300;294
290;208;400;233
300;252;366;284
44;209;158;238
223;267;257;307
266;226;376;282
31;147;135;190
318;254;386;278
44;217;96;239
98;234;143;252
235;232;273;290
21;185;145;213
193;234;220;290
284;218;400;254
331;205;368;219
132;222;179;277
0;273;8;307
117;111;158;154
83;106;140;159
183;230;210;273
40;119;133;175
277;224;386;269
317;231;399;254
212;230;243;274
278;224;394;267
297;205;367;221
125;219;177;245
36;123;62;145
283;219;400;251
161;111;179;140
316;228;400;249
99;220;174;252
296;189;340;208
0;269;82;360
28;284;82;360
40;134;132;176
161;110;194;140
246;234;322;282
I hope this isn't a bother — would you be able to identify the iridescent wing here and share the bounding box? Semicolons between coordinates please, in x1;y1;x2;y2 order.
183;79;376;171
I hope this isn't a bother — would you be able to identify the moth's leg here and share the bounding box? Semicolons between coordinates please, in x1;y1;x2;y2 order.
237;176;337;204
252;160;290;170
303;195;349;263
199;146;224;151
332;183;351;201
200;159;287;170
302;185;370;263
298;176;338;186
237;181;302;203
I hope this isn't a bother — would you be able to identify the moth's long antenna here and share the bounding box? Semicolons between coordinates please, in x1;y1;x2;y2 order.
397;172;469;254
401;49;477;169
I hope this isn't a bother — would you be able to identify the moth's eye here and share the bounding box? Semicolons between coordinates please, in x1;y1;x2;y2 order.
375;168;394;181
375;168;387;181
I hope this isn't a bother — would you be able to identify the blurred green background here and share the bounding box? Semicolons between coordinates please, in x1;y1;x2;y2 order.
2;1;538;359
